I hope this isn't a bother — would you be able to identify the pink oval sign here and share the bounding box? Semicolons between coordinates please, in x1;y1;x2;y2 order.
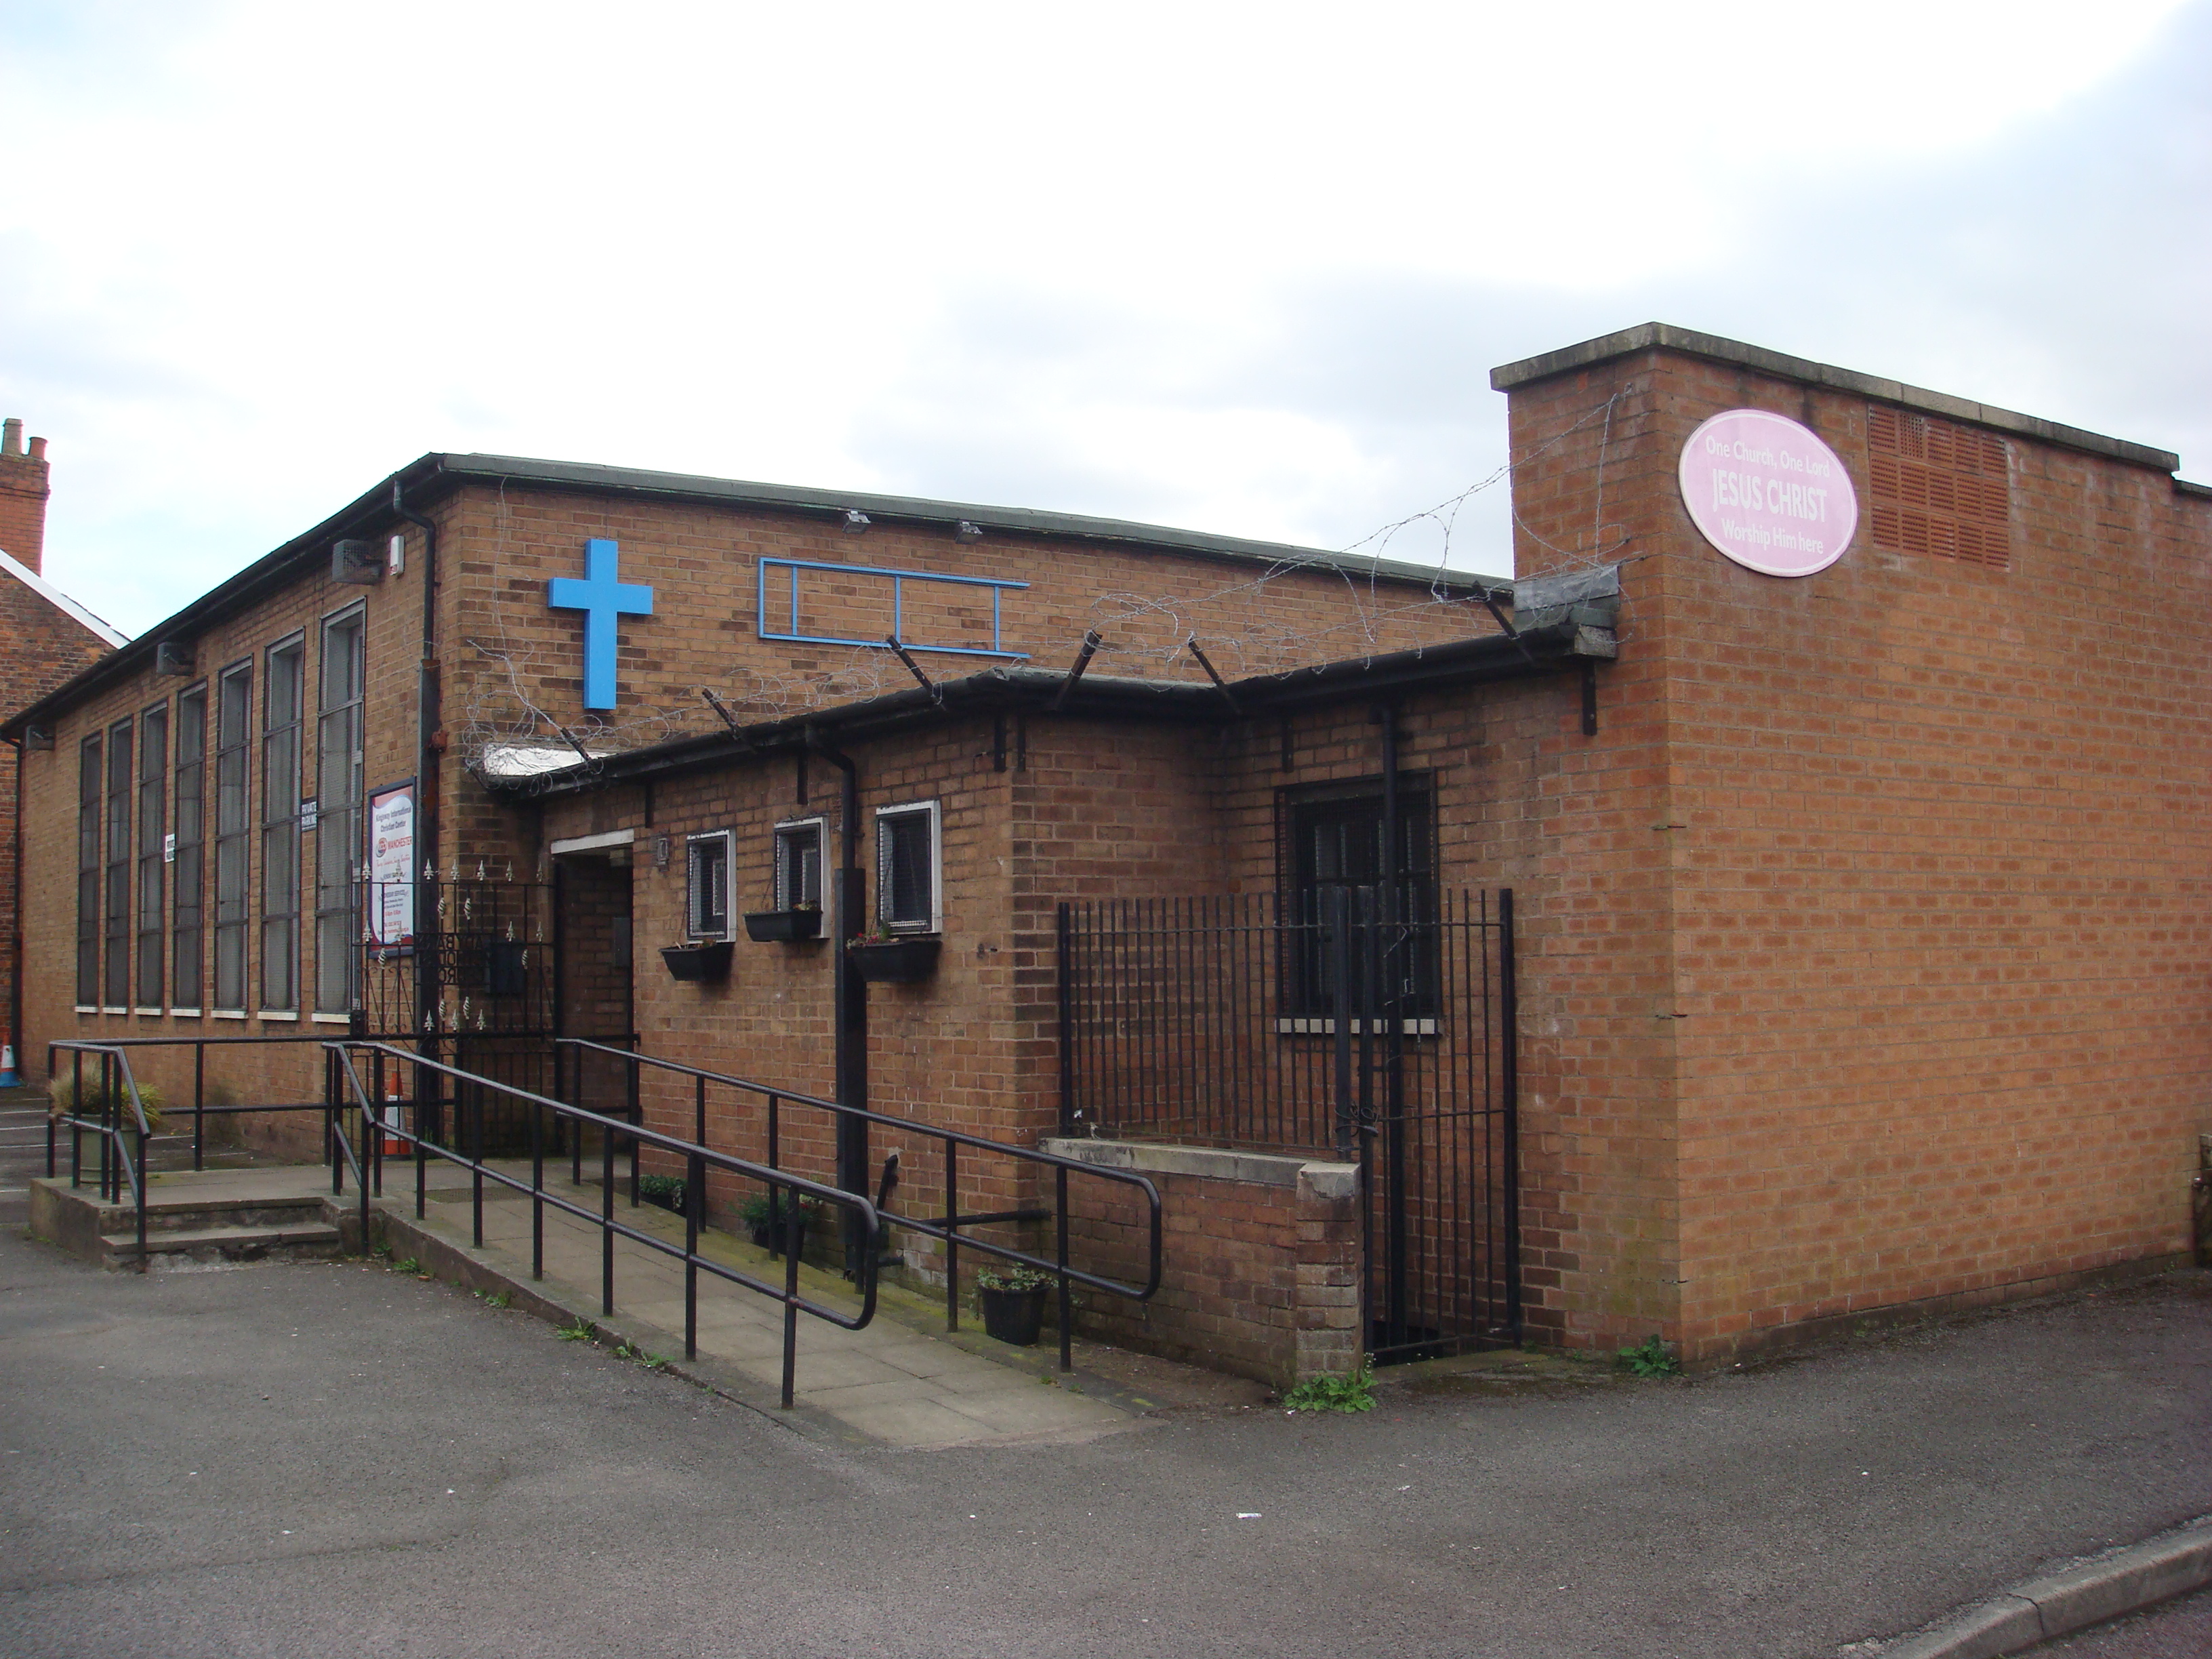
1677;409;1858;577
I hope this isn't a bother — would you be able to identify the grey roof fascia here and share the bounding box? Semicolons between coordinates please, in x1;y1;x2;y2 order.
502;622;1584;800
1490;323;2182;474
430;452;1504;593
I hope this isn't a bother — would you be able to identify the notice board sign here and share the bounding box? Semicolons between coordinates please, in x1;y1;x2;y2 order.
368;780;416;951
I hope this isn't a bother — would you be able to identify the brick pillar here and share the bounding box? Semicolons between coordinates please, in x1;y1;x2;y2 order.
0;420;50;573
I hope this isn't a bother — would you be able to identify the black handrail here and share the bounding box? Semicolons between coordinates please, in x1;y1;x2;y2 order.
45;1042;153;1273
555;1038;1164;1374
327;1040;880;1409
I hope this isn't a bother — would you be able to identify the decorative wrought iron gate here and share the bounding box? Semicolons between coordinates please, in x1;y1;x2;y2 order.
355;876;558;1149
1057;888;1519;1361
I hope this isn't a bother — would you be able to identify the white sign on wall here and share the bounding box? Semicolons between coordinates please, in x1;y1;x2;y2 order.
368;781;415;950
1678;409;1859;578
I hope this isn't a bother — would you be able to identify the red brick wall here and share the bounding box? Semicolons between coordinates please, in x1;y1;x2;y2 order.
0;436;49;574
1502;344;2212;1359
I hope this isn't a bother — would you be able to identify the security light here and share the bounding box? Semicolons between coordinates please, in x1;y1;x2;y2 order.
842;509;871;533
955;520;983;542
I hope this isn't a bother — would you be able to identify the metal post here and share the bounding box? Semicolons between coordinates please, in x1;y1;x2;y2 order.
471;1073;485;1250
1057;1165;1073;1374
193;1042;205;1172
414;1054;428;1221
531;1091;545;1281
780;1202;802;1410
601;1112;615;1317
944;1139;960;1332
684;1149;701;1361
1498;888;1522;1344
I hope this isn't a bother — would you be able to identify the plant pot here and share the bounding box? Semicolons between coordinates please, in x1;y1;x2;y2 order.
978;1284;1048;1347
659;941;734;982
744;909;823;943
747;1215;810;1258
848;935;942;983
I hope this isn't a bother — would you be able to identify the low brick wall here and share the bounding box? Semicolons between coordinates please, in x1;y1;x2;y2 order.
1043;1139;1361;1389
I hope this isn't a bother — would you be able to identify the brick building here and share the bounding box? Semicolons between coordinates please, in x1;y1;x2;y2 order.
0;419;128;1077
8;323;2209;1382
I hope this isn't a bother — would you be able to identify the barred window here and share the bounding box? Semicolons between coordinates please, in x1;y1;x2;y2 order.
136;702;168;1009
212;662;253;1012
773;818;825;912
261;638;304;1012
172;685;207;1012
686;832;733;941
1278;775;1436;1018
77;734;100;1008
874;801;939;933
104;718;132;1010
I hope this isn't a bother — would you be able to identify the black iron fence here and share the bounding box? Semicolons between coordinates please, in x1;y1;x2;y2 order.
1057;887;1519;1361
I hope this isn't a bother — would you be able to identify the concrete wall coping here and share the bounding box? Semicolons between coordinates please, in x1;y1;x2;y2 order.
1489;321;2184;475
1042;1139;1359;1199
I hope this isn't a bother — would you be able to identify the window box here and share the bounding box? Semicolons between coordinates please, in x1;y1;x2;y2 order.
744;907;823;943
848;935;941;983
659;941;735;983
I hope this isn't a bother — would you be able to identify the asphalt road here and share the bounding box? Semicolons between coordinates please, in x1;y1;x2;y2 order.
1;1229;2207;1659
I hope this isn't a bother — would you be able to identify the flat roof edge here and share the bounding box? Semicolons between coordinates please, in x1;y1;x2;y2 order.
1489;323;2182;474
438;453;1504;592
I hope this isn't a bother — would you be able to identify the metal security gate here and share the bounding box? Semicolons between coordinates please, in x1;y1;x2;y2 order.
1057;888;1519;1361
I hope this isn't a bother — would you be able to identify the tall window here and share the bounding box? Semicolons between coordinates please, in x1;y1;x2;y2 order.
1279;775;1435;1017
212;662;253;1012
77;734;100;1008
875;801;940;933
136;702;168;1009
261;638;304;1012
171;685;207;1011
314;610;365;1014
686;832;733;940
104;718;132;1010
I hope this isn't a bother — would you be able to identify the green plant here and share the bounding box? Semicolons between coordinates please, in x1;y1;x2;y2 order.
390;1256;423;1276
555;1316;595;1342
976;1265;1054;1294
738;1192;823;1228
613;1341;671;1371
1618;1335;1681;1378
638;1174;687;1214
474;1288;513;1309
1283;1366;1376;1413
47;1073;165;1130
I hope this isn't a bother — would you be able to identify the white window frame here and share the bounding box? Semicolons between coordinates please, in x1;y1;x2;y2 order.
772;816;827;912
684;830;735;941
874;800;941;935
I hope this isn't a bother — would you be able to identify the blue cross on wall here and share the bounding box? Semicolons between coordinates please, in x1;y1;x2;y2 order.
548;538;653;710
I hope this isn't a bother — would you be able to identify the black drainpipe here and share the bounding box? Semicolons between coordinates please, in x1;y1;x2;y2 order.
1377;699;1408;1348
391;481;442;1054
5;733;22;1083
804;731;869;1273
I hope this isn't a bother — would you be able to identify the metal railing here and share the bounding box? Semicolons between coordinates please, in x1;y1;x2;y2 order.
45;1042;155;1272
556;1038;1164;1374
326;1041;882;1408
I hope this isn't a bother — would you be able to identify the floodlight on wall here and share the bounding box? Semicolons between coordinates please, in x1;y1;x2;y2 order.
842;509;872;533
24;724;52;752
153;640;194;678
331;537;384;586
955;520;983;542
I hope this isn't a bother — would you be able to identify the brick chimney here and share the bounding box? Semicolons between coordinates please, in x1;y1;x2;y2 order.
0;418;51;574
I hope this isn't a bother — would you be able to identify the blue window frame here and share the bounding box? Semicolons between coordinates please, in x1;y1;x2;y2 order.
756;557;1028;659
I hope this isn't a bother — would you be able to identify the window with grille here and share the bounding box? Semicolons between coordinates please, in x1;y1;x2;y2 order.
171;684;207;1012
685;832;733;940
136;702;167;1009
314;609;365;1014
875;802;939;933
77;734;100;1008
1868;405;2011;570
261;638;304;1012
773;818;825;912
212;661;253;1012
1278;775;1436;1019
104;718;132;1010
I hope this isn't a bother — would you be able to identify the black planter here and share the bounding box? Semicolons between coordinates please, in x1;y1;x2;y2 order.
659;941;734;982
978;1285;1048;1347
744;909;823;943
747;1215;810;1259
848;936;943;983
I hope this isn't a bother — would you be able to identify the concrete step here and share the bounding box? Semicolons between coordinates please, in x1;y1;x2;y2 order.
99;1221;347;1269
87;1195;331;1236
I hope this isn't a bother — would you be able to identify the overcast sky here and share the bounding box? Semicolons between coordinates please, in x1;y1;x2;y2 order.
3;0;2207;637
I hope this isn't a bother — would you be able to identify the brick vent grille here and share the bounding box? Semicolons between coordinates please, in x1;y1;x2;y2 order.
1868;405;2011;569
